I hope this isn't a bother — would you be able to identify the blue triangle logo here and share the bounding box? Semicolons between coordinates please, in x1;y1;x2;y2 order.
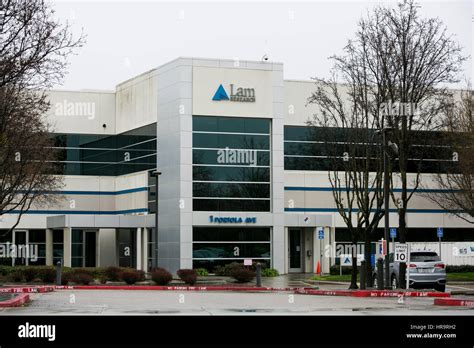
212;84;229;101
344;257;350;264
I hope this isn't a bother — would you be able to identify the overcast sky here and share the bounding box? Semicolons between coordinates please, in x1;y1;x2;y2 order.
52;0;473;91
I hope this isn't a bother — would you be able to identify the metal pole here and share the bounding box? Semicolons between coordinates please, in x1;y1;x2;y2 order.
56;261;62;286
439;237;442;259
376;258;384;290
383;129;391;289
406;243;410;290
256;263;262;287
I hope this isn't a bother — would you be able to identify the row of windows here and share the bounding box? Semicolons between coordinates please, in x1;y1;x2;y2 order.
193;149;270;166
192;116;272;213
49;124;157;176
284;157;462;173
193;182;270;198
284;126;467;173
192;227;271;272
193;116;270;134
193;199;270;212
193;133;269;150
193;165;270;182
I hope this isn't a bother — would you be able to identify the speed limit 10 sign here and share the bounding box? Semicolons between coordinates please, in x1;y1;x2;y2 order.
394;244;408;263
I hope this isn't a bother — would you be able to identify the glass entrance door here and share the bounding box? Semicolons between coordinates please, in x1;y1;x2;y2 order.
289;228;302;272
84;231;96;267
13;230;27;266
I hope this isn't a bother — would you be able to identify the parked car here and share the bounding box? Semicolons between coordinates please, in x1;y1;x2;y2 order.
372;251;446;292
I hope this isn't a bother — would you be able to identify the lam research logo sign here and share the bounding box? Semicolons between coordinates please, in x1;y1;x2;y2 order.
212;83;255;102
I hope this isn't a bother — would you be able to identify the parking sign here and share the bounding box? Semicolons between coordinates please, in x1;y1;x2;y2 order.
437;227;443;238
318;228;324;240
394;243;408;263
390;228;397;239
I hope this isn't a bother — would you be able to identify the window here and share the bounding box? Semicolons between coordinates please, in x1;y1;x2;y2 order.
192;227;271;272
71;229;84;267
192;116;271;212
117;229;136;268
49;123;157;176
284;126;465;174
52;229;64;265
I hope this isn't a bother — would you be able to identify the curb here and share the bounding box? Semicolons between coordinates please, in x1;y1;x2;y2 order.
54;285;300;292
295;289;450;298
434;298;474;307
0;293;30;307
0;286;55;293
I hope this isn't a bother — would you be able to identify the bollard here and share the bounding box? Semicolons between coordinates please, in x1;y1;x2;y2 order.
56;260;62;286
376;258;384;290
360;260;366;290
256;263;262;287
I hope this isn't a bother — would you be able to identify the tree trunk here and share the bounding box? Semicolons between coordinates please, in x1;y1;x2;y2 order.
349;242;359;289
364;237;373;287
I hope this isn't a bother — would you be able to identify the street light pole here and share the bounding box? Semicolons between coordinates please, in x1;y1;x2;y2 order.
383;129;391;289
151;170;162;270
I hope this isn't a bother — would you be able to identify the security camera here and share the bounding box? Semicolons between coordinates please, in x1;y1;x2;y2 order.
262;54;269;62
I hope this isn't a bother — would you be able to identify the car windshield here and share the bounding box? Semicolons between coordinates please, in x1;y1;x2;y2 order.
410;252;440;262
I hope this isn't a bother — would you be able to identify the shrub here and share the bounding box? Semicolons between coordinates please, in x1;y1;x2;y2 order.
60;272;71;285
261;268;279;277
23;267;38;282
136;270;146;282
177;269;197;285
195;268;209;277
0;266;15;276
71;272;93;285
230;268;256;283
121;270;141;285
151;268;172;285
214;262;246;276
38;267;56;283
446;265;474;273
105;266;123;281
9;270;24;282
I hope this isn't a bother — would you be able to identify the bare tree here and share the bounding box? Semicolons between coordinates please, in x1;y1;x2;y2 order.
364;0;466;288
309;0;466;288
0;0;85;232
423;86;473;223
308;74;385;289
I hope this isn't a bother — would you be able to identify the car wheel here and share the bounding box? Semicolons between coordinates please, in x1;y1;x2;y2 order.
434;284;446;292
391;275;398;290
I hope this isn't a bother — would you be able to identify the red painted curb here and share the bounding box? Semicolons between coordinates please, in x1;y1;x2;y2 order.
0;293;30;307
294;289;450;298
0;286;55;294
434;298;474;307
54;285;301;292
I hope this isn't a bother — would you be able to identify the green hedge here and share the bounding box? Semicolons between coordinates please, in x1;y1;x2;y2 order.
446;265;474;273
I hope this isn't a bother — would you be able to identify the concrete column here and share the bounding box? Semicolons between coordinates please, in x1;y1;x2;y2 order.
142;228;148;271
63;228;71;267
45;229;53;266
136;228;142;270
283;227;289;274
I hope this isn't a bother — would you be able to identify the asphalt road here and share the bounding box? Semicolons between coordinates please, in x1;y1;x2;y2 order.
1;290;473;315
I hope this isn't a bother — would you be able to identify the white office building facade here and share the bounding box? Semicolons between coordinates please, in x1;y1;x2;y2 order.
1;57;472;273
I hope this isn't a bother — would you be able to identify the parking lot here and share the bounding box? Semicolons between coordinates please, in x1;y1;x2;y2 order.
1;289;473;315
